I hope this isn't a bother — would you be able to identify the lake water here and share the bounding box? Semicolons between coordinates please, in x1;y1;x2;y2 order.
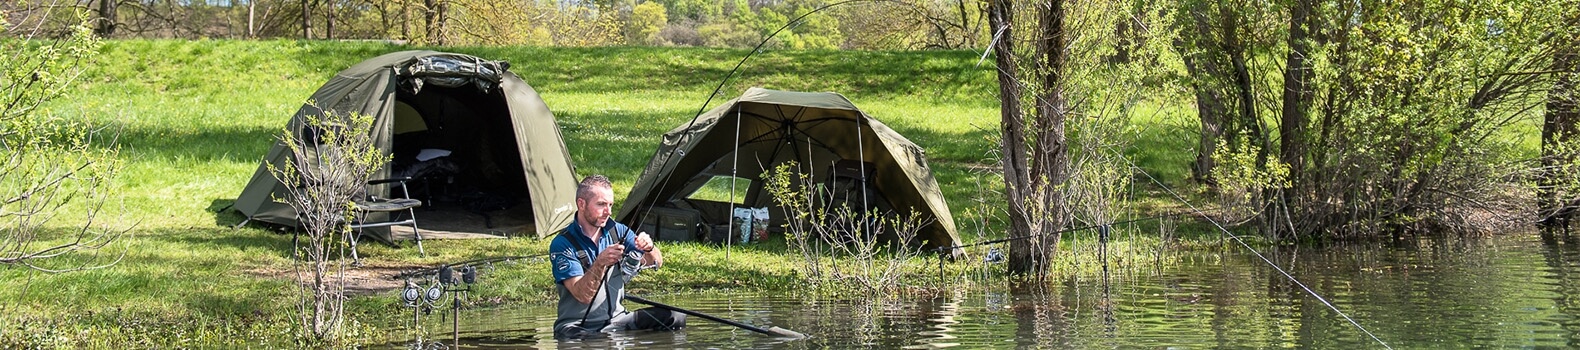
379;231;1580;349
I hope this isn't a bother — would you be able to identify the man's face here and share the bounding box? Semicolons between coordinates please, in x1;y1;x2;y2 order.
576;186;614;230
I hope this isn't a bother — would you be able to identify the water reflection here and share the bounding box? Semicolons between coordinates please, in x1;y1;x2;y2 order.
1540;230;1580;349
375;232;1580;349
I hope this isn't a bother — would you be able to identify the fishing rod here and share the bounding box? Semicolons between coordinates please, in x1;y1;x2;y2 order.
569;219;645;330
930;206;1232;254
626;294;807;339
394;254;547;280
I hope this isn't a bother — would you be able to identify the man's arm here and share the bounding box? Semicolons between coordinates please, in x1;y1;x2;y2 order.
562;245;625;304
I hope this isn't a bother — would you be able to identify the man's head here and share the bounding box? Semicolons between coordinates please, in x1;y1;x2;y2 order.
575;175;615;231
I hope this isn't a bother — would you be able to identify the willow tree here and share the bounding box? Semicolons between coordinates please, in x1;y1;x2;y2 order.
987;0;1150;277
987;0;1067;277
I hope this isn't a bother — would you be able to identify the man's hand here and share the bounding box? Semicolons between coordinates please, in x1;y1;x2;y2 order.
594;244;625;269
633;232;654;252
634;231;662;268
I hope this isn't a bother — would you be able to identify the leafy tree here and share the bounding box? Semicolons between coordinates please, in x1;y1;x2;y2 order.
987;0;1071;277
655;0;720;22
1170;0;1573;239
781;0;841;49
626;1;668;45
1541;9;1580;229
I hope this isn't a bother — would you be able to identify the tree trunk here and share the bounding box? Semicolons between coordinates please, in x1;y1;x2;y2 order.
96;0;117;37
1179;43;1228;186
1176;6;1237;186
302;0;313;38
1272;0;1315;237
248;0;256;38
437;0;448;45
424;0;446;45
325;0;334;39
987;0;1036;276
1023;0;1071;277
1279;0;1314;185
954;0;973;48
1542;23;1579;228
425;0;438;43
95;0;116;37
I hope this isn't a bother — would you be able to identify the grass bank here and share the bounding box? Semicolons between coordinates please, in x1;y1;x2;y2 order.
2;39;1240;347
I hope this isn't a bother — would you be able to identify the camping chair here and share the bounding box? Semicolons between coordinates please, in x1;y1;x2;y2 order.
348;177;425;265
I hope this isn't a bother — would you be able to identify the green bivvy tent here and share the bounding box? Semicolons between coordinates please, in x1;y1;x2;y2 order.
234;50;578;240
617;88;962;254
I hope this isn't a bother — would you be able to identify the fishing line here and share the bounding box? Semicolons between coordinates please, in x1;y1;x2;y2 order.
1116;149;1393;349
595;225;641;325
972;22;1391;347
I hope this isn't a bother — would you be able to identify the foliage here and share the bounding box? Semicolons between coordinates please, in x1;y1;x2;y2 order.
0;37;1547;345
1;0;885;49
764;161;930;295
655;0;721;22
267;108;389;341
1538;135;1580;222
1;8;125;273
1167;0;1574;239
625;1;667;45
1209;137;1289;223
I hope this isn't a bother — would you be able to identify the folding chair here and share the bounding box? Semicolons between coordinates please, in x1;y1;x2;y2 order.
348;177;425;264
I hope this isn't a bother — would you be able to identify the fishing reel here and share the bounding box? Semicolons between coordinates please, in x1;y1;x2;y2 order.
400;279;447;310
402;265;480;309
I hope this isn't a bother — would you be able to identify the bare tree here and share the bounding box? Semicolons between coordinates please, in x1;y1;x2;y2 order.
1;9;126;272
269;106;388;341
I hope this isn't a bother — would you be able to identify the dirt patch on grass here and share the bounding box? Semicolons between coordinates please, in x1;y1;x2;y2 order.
246;262;427;296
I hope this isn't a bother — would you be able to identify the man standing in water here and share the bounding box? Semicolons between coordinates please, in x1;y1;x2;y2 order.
550;175;684;338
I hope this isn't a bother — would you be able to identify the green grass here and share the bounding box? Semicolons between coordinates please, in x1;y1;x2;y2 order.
0;39;1434;347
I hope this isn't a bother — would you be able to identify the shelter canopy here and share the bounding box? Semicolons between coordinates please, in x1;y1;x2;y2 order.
618;88;961;254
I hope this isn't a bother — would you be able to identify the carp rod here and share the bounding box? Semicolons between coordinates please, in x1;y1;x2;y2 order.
394;254;547;280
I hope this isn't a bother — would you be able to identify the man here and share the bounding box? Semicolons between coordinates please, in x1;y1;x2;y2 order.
550;175;684;339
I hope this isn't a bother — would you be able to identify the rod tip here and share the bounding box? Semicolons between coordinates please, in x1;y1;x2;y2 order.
768;326;808;339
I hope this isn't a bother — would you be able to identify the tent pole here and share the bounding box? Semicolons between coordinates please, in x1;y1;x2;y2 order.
856;115;870;240
727;108;744;262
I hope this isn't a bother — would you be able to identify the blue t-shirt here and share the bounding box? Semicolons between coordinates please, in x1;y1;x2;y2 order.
549;217;645;333
549;218;642;283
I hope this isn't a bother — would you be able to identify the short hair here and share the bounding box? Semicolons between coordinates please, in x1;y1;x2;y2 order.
576;175;613;200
